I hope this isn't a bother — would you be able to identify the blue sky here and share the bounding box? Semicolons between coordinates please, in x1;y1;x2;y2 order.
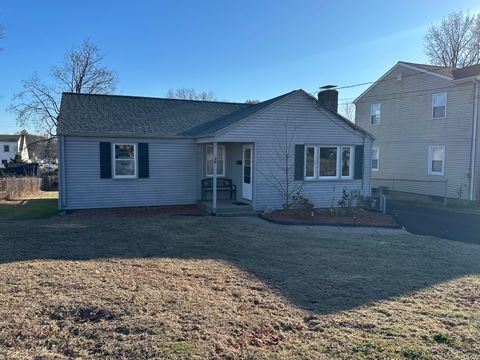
0;0;479;134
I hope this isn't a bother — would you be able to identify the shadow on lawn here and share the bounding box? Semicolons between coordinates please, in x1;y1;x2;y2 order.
1;215;479;315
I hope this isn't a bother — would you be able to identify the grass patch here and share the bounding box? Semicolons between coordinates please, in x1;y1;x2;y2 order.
351;341;385;357
432;332;456;346
0;216;479;358
0;197;58;220
401;347;430;360
470;313;480;330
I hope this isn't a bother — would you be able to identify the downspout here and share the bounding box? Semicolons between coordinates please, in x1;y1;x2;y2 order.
59;135;66;210
470;79;479;202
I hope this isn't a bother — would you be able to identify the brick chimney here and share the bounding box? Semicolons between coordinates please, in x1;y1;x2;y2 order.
317;88;338;113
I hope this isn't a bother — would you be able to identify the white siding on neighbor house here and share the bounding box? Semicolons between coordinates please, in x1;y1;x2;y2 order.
62;136;198;210
355;64;477;200
0;141;18;168
214;92;372;211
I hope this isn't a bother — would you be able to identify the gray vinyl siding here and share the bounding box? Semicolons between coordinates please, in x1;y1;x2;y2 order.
62;137;197;209
355;64;476;200
214;92;372;211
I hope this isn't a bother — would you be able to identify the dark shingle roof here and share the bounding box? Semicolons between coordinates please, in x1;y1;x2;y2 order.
58;93;251;137
0;135;20;142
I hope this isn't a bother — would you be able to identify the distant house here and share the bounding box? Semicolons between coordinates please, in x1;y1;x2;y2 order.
355;61;480;203
57;89;373;212
0;134;29;168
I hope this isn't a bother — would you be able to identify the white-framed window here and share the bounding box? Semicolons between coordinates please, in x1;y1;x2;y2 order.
304;145;354;180
206;144;225;177
3;145;9;152
370;103;381;125
432;92;447;119
372;147;379;171
113;143;137;178
428;145;445;175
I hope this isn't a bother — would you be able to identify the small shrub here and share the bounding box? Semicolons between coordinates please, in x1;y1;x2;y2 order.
432;332;455;346
172;341;195;355
284;192;314;217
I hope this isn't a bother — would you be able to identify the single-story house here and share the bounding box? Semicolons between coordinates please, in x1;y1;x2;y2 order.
57;89;373;213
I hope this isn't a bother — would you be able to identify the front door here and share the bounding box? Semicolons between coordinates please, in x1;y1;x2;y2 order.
242;144;253;200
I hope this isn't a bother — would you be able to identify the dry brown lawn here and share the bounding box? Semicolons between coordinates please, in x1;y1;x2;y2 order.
0;209;479;359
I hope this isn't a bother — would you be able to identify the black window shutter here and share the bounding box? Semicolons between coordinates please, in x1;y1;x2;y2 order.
138;143;149;178
99;142;112;178
354;145;364;180
294;144;305;181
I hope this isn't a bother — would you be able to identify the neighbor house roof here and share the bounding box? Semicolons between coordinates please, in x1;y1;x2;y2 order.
0;135;20;142
400;61;480;80
58;90;373;139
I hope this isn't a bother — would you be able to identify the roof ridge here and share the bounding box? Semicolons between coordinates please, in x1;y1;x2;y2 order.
61;92;249;106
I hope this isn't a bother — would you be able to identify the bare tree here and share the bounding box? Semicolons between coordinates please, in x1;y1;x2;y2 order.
424;11;480;68
9;39;118;136
338;102;355;122
0;23;4;51
165;87;217;101
263;119;304;209
245;99;260;104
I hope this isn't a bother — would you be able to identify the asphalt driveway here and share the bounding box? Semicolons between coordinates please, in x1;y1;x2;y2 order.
388;203;480;244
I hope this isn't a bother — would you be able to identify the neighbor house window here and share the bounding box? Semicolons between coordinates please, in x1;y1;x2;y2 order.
372;147;379;171
206;144;225;177
305;145;353;180
432;92;447;119
4;145;9;152
1;160;7;165
113;144;137;178
370;103;381;125
428;145;445;175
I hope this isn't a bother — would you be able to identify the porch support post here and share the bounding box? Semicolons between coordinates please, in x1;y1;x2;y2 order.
212;141;218;214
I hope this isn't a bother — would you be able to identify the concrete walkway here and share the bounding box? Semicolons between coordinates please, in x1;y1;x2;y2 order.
237;216;410;236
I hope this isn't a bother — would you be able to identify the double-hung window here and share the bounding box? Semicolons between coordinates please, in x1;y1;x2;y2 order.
4;145;9;152
370;103;381;125
428;145;445;175
432;92;447;119
206;144;225;177
305;145;354;180
113;143;137;178
372;147;379;171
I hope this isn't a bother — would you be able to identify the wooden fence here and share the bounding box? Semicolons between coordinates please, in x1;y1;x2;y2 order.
1;177;43;200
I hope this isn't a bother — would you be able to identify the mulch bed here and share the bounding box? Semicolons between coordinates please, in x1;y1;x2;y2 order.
261;209;400;228
62;205;207;219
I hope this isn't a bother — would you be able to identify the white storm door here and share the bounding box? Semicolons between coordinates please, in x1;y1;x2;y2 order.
242;144;253;200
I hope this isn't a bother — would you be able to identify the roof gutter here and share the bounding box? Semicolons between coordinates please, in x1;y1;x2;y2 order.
470;79;479;202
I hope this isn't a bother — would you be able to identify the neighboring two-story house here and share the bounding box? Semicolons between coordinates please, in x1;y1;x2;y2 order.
0;134;29;168
355;61;480;204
